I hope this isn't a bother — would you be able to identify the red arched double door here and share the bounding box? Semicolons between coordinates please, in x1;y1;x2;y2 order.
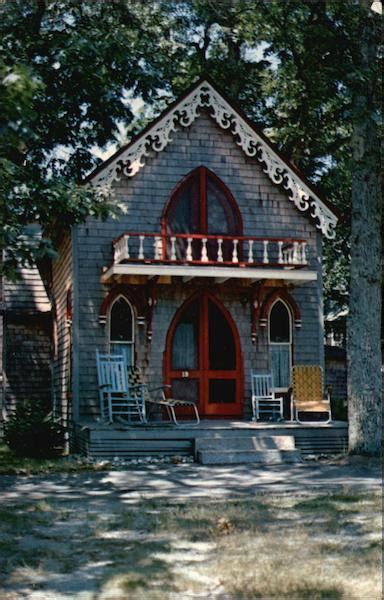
164;292;243;418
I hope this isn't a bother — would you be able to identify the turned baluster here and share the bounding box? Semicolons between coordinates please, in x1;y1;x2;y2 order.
217;238;223;262
122;235;130;260
277;241;283;264
186;237;193;261
201;238;208;262
301;242;307;264
247;240;254;263
138;235;145;260
232;239;239;263
170;237;176;261
293;242;299;264
263;240;269;264
154;237;162;260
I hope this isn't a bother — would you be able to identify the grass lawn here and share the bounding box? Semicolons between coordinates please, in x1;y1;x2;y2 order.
0;488;381;599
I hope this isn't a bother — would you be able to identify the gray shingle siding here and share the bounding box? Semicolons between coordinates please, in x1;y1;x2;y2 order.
2;266;51;416
72;110;323;420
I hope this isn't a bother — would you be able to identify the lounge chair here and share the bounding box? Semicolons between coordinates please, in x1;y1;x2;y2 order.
291;365;332;423
127;367;200;425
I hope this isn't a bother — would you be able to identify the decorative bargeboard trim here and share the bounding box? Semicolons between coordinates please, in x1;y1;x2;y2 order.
91;81;337;239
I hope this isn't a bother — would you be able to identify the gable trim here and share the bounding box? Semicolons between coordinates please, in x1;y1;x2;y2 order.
89;79;338;239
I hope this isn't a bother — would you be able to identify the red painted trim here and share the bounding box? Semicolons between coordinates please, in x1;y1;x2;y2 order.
161;166;243;236
99;284;138;319
114;231;306;243
66;287;72;322
164;290;243;418
260;288;302;326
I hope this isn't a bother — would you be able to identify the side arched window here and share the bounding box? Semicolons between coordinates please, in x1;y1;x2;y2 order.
109;296;134;366
269;299;292;389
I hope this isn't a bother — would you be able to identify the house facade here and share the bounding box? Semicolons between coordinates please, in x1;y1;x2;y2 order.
51;79;338;427
1;263;52;421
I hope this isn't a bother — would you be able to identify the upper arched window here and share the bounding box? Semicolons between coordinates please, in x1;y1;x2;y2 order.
165;166;242;236
163;167;242;261
109;296;134;366
269;299;292;389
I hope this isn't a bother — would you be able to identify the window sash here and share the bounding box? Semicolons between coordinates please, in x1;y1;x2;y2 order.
270;344;291;389
110;342;134;367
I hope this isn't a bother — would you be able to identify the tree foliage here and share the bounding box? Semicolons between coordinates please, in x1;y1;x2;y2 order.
1;0;380;303
0;0;371;311
1;0;381;452
1;0;166;277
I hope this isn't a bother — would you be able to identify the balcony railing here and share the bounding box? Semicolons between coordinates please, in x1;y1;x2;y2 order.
113;233;308;268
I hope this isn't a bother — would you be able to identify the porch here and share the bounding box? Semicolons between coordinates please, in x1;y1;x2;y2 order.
73;419;348;461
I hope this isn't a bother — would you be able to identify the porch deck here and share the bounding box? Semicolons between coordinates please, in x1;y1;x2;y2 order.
73;419;348;460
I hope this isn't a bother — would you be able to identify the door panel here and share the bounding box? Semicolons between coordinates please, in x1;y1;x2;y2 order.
165;293;242;418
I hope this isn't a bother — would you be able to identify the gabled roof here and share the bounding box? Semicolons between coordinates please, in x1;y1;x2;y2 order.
87;77;338;239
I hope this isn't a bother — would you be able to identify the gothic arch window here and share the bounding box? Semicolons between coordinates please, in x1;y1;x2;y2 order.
163;166;242;260
269;299;292;390
109;295;135;366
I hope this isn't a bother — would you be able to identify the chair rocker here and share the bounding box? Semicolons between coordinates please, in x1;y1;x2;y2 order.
96;350;146;424
291;365;332;423
251;371;284;421
127;367;200;426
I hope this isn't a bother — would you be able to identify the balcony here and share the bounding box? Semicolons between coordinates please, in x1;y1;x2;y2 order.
101;232;317;285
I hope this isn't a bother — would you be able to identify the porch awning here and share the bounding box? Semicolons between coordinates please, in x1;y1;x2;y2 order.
100;263;317;285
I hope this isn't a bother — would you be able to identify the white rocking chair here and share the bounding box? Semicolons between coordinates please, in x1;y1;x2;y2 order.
96;350;146;423
251;371;284;421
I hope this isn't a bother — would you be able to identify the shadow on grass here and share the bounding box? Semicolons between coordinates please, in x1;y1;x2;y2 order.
0;463;381;598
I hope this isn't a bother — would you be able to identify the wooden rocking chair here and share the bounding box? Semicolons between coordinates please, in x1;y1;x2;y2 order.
96;351;146;423
251;371;284;421
291;365;332;423
127;367;200;425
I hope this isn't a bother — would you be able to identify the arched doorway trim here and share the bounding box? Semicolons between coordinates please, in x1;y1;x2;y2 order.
164;291;243;418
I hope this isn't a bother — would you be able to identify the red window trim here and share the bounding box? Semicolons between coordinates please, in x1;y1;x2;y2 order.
99;284;138;321
161;165;243;237
259;288;302;328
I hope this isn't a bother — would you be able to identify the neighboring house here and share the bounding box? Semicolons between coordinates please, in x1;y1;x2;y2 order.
50;78;339;431
1;263;52;422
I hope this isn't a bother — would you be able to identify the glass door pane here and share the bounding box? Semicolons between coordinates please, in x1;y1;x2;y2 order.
208;299;236;370
171;299;199;369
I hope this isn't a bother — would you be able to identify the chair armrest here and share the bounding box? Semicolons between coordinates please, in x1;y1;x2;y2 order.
148;385;171;392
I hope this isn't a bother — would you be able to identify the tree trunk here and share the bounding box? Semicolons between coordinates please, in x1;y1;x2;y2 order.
347;2;382;455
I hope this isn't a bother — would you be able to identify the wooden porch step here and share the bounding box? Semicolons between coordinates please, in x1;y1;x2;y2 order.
86;438;193;459
73;421;348;459
196;435;301;465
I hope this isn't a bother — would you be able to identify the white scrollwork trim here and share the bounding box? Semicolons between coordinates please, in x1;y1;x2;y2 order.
90;80;338;238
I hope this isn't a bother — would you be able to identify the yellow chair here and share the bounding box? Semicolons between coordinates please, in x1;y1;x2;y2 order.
291;365;332;423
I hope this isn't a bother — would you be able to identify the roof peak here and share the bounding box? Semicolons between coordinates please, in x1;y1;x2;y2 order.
88;78;338;239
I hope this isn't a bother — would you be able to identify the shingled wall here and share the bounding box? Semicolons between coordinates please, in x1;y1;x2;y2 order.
2;266;52;417
70;110;323;420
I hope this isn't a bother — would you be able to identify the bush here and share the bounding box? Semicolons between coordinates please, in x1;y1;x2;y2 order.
4;400;66;458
